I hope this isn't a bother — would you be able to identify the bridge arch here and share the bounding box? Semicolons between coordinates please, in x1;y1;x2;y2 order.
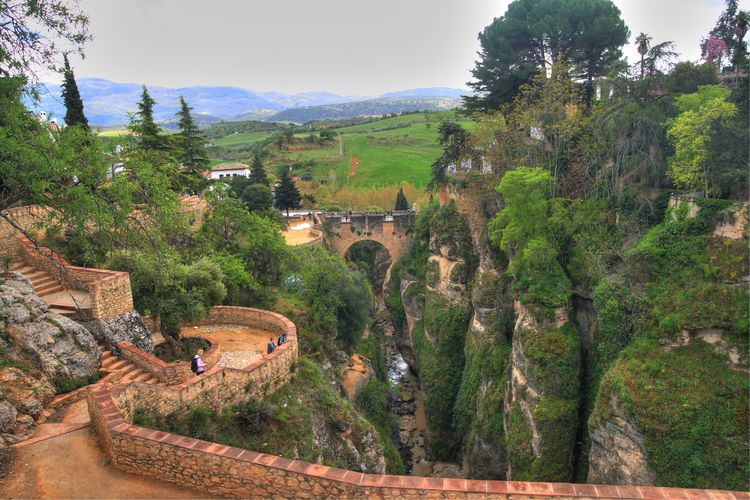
320;211;415;266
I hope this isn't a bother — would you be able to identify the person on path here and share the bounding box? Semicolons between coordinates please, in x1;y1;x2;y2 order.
277;333;287;346
267;337;276;354
192;349;206;375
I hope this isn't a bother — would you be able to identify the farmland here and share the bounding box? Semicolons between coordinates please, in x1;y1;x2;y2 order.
205;111;473;209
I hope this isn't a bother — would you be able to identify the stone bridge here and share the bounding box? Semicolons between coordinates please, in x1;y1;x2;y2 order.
319;210;415;263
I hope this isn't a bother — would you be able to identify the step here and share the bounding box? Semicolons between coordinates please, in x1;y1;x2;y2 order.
11;265;35;274
31;275;57;288
37;283;64;295
132;372;153;383
26;271;51;281
47;302;77;311
49;308;75;316
119;367;144;383
104;358;129;371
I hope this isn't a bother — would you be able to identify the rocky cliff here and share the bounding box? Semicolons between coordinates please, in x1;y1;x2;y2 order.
0;274;101;449
386;182;748;490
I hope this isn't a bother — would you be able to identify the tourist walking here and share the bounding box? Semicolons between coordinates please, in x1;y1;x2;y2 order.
192;349;206;375
267;337;276;354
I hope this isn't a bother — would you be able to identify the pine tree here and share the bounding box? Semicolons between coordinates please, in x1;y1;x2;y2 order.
174;96;208;193
130;86;167;151
249;155;269;186
61;54;88;129
394;186;409;210
274;170;301;216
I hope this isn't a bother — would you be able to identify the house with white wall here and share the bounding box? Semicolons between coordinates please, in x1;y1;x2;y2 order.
209;162;251;180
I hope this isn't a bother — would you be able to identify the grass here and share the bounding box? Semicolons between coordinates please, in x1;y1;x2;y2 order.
210;131;274;147
206;112;474;204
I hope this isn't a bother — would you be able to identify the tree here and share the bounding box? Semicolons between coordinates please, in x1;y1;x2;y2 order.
666;62;719;95
174;96;208;192
274;170;301;216
701;0;750;72
193;196;289;286
394;187;409;211
465;0;628;111
0;0;91;82
248;155;269;186
295;245;374;349
129;86;168;151
61;54;88;129
635;33;652;79
108;251;226;355
488;166;571;306
241;184;273;212
666;85;737;196
430;121;475;186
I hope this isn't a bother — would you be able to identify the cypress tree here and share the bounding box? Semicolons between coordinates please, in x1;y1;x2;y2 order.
175;96;208;181
61;54;88;129
130;85;167;150
394;186;409;210
274;170;301;216
249;155;269;186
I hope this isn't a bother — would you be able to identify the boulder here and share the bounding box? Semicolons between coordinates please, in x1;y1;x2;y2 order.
340;354;374;401
1;276;100;380
81;309;153;354
0;401;17;433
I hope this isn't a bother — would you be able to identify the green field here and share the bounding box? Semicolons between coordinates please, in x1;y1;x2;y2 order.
210;130;275;147
263;111;474;189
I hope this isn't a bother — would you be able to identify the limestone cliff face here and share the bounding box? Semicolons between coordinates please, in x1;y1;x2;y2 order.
1;274;100;380
0;274;100;449
397;274;423;371
587;391;656;485
503;301;581;482
81;309;153;354
455;269;513;479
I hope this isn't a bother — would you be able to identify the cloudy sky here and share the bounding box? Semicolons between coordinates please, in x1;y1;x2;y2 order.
50;0;749;95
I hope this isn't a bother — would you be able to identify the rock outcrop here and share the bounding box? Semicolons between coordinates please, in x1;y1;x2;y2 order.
0;274;100;449
587;391;656;485
503;302;580;481
1;274;100;380
81;309;153;354
340;353;374;401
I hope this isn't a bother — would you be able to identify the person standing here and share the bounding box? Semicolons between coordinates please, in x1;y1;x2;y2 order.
192;349;206;375
267;337;276;354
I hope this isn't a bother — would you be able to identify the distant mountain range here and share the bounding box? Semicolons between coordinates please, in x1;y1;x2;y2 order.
29;78;468;126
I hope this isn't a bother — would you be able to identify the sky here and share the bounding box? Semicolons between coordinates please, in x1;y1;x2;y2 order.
44;0;750;96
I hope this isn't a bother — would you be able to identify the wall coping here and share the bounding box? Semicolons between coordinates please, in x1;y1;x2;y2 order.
85;307;744;499
87;385;745;499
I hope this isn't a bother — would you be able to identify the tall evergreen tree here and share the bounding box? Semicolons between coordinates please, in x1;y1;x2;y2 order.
174;96;208;193
129;86;167;151
394;187;409;210
61;54;88;129
274;170;301;216
465;0;628;111
249;155;269;186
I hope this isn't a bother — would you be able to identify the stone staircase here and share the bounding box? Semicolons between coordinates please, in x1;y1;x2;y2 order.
9;261;84;316
99;344;167;387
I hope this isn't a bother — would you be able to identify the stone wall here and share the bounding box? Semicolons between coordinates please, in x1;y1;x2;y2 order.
0;236;135;320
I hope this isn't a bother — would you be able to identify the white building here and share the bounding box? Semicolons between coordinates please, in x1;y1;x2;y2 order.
209;162;251;180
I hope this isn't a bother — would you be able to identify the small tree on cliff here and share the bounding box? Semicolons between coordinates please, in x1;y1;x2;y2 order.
394;187;409;211
274;170;301;216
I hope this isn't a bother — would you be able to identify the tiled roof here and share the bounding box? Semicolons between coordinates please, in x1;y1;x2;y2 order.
211;162;250;171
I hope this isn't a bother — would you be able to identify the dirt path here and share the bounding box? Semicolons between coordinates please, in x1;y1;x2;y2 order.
1;427;211;499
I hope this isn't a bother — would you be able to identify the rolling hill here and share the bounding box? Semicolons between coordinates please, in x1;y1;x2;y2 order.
28;78;468;126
